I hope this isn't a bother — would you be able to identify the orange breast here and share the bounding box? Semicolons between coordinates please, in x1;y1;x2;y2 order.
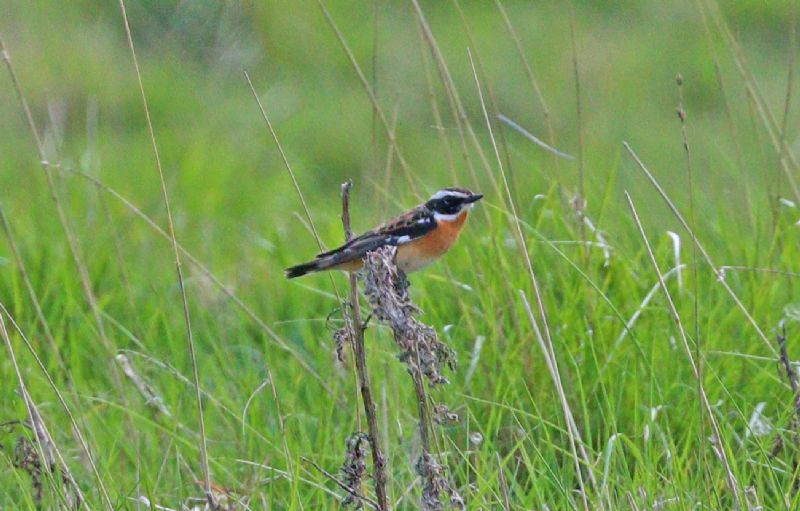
396;210;469;272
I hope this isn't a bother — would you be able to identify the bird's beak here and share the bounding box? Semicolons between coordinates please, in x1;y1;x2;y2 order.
463;193;484;204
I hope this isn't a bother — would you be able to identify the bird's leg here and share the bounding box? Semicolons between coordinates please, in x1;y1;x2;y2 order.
361;313;373;330
325;306;343;331
396;268;411;295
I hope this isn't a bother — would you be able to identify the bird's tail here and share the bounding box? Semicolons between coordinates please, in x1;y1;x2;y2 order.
285;239;366;278
284;251;350;278
284;260;321;279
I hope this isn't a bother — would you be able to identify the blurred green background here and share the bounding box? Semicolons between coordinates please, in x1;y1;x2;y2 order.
1;0;799;508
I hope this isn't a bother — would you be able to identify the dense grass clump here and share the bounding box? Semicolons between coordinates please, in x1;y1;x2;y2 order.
1;0;799;509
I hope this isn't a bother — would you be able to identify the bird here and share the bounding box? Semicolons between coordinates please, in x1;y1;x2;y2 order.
285;187;483;278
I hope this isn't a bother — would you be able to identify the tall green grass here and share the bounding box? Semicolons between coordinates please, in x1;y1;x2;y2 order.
1;0;799;508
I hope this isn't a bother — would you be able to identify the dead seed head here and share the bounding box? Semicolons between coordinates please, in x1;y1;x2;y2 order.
6;421;77;508
362;246;456;385
432;403;459;425
333;324;352;364
14;436;44;503
341;432;371;508
416;453;447;511
569;195;586;216
415;452;463;511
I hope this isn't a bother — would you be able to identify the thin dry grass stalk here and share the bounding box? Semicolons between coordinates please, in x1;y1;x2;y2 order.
493;0;558;171
467;45;598;509
625;191;742;506
341;181;390;511
699;0;800;204
115;1;212;503
115;353;173;418
411;0;503;205
623;141;776;356
315;0;414;189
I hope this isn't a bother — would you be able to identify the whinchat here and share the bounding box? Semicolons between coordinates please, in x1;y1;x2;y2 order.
285;187;483;278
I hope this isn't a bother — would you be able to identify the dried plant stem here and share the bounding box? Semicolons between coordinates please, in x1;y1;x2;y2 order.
569;7;588;260
519;292;591;510
97;189;140;329
623;142;775;356
411;368;433;455
266;366;297;494
451;0;517;189
496;452;512;511
243;71;357;415
676;74;714;492
719;266;800;279
2;35;115;508
116;0;211;501
624;191;742;506
417;34;457;184
341;181;389;511
777;328;800;441
380;104;402;204
405;311;445;509
244;71;326;250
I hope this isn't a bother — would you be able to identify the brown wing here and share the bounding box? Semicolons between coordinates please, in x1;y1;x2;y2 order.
285;207;436;278
316;206;435;259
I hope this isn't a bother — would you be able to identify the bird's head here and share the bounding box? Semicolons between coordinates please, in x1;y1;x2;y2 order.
425;187;483;220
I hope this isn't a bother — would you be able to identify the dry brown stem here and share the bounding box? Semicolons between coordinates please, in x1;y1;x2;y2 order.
341;181;390;511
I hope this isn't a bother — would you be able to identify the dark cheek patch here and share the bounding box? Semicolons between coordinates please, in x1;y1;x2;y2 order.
444;202;462;215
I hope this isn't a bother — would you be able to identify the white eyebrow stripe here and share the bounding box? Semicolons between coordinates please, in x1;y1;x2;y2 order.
429;189;470;200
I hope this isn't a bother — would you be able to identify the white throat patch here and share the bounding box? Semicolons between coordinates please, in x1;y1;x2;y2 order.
434;210;467;222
